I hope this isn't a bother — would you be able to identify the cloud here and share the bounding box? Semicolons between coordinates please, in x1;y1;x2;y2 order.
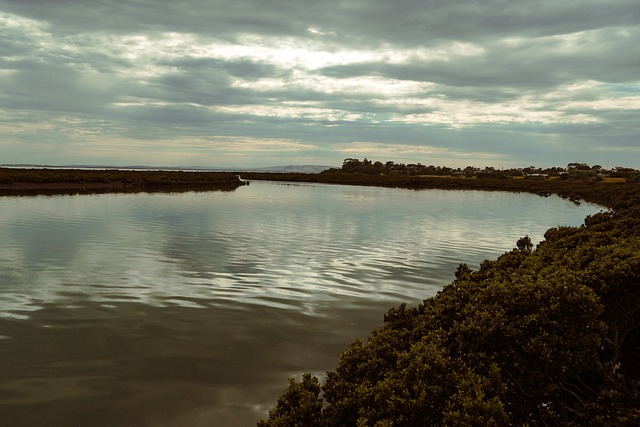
4;0;638;43
320;27;640;89
0;1;639;168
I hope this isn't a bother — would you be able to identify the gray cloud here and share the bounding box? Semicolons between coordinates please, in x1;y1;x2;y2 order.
321;26;640;90
0;0;639;168
1;64;122;113
3;0;638;44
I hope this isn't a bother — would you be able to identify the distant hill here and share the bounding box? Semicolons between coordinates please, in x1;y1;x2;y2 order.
247;165;334;173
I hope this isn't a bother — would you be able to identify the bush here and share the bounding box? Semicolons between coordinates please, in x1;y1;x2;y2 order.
259;205;640;426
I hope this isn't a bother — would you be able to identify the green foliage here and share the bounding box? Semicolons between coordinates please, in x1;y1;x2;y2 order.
258;373;323;427
516;235;533;254
260;198;640;425
337;158;451;176
0;168;244;195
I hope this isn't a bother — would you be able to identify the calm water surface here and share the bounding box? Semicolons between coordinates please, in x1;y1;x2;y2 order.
0;182;601;426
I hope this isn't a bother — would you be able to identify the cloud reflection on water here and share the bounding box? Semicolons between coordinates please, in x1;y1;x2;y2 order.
0;182;601;424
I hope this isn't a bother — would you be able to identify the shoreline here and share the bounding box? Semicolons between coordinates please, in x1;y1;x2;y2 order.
0;168;246;195
242;171;639;211
2;168;639;211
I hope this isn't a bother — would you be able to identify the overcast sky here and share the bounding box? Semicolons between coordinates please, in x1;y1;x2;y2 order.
1;0;639;169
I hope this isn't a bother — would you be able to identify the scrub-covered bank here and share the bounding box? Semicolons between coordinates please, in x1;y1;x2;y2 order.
258;176;640;426
0;168;245;195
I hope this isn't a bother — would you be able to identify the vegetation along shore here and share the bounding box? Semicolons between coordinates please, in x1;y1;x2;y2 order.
0;168;246;195
256;159;640;426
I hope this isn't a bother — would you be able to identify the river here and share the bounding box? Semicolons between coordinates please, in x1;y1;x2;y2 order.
0;181;601;426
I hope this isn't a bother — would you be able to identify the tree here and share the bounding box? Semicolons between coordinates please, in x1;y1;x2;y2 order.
516;235;533;254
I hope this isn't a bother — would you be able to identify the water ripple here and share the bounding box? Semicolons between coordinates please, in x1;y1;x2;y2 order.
0;183;601;317
0;184;604;425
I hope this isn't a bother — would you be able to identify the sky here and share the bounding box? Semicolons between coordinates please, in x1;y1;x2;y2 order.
1;0;639;169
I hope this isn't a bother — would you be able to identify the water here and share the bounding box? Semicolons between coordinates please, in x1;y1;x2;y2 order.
0;181;601;426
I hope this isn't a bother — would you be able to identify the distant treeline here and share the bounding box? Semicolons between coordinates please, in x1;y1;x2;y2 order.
327;158;640;180
0;168;245;195
257;163;640;426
